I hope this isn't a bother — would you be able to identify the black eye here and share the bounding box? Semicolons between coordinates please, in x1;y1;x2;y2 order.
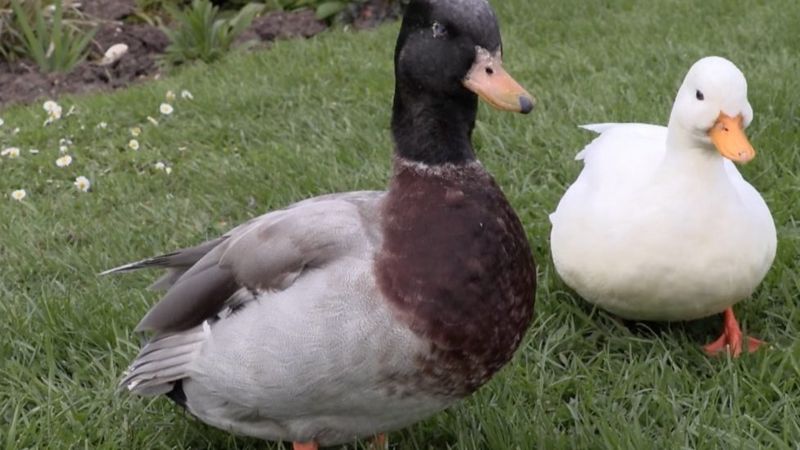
432;21;447;38
695;90;704;101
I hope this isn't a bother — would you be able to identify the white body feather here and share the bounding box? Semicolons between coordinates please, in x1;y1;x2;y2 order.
550;123;776;321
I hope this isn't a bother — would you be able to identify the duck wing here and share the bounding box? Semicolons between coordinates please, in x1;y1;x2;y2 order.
104;191;385;334
574;123;667;191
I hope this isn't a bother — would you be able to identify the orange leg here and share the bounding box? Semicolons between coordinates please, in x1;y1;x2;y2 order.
703;307;764;357
369;433;388;450
293;442;318;450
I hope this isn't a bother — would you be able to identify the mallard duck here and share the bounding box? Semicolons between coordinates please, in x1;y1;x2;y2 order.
549;56;776;357
106;0;537;448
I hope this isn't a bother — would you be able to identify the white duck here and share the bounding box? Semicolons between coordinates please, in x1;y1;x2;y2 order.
550;56;776;356
106;0;537;448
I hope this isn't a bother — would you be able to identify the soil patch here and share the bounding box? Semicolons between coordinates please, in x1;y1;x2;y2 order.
0;0;400;109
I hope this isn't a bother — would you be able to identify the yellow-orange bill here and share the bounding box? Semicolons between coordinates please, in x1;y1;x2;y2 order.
463;48;534;114
709;113;755;163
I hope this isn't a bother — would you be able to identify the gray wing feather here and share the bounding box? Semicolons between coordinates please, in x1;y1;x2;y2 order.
107;191;384;335
135;246;238;332
121;324;208;395
100;236;229;291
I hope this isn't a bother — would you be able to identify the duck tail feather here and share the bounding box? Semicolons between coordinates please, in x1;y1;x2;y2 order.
579;123;619;134
120;322;209;397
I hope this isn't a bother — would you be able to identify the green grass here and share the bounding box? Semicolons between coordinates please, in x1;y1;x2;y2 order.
1;0;800;448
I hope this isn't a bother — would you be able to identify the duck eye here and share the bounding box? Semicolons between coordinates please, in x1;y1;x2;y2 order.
695;90;704;101
432;21;448;38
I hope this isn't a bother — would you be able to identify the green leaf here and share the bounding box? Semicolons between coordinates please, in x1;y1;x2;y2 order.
10;0;46;68
314;1;345;21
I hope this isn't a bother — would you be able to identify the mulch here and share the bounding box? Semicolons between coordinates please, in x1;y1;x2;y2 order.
0;0;402;108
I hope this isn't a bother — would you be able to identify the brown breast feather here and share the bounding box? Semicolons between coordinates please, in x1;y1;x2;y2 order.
375;160;536;397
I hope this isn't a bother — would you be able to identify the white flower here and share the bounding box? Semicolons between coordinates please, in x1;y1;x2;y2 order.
98;121;108;129
147;116;159;126
1;147;20;158
11;189;26;201
74;176;91;192
130;126;141;137
59;138;72;146
43;100;59;113
165;90;176;102
128;139;140;151
59;145;68;153
0;118;4;126
180;90;193;100
159;103;174;115
29;148;39;154
154;161;173;174
43;100;62;124
56;155;73;167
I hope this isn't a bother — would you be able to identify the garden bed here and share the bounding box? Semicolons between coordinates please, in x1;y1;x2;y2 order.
0;0;401;107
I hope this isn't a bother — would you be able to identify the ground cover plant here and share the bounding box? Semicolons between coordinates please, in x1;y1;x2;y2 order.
1;0;799;448
161;0;262;65
9;0;97;73
0;0;395;106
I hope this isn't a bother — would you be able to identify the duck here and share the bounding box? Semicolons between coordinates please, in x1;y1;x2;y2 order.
549;56;776;357
105;0;537;448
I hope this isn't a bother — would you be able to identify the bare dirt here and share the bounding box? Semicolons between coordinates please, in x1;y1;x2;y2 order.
0;0;400;109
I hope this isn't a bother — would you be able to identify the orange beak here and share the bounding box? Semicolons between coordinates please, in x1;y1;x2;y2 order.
463;48;534;114
708;113;755;163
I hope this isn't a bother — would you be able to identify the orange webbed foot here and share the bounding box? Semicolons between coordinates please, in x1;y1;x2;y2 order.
703;308;764;357
369;433;388;450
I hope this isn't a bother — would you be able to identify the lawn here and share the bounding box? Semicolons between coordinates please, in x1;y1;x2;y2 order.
1;0;799;448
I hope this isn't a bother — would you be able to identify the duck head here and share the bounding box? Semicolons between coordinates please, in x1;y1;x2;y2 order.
668;56;755;163
392;0;534;165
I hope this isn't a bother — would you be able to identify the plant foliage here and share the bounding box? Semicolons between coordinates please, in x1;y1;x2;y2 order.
267;0;349;21
162;0;262;65
9;0;96;73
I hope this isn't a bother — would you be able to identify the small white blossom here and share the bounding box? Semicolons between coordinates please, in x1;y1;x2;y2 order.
166;90;176;102
59;145;68;153
29;148;39;154
165;167;172;175
128;139;140;151
12;127;20;135
130;126;141;137
159;103;174;115
154;161;166;171
180;90;193;100
0;118;4;126
43;100;62;124
11;189;26;201
74;176;91;192
59;138;72;146
1;147;20;158
56;154;73;167
98;121;108;129
147;116;159;126
43;100;59;113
